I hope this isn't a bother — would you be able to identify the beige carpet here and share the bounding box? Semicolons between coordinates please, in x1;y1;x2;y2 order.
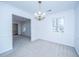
0;36;78;57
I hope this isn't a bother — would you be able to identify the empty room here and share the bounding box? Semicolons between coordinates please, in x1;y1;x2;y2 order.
0;1;79;57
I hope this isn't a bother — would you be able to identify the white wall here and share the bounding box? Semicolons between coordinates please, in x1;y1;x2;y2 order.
31;16;40;41
21;21;31;37
0;2;31;54
18;23;22;35
32;9;75;47
75;4;79;55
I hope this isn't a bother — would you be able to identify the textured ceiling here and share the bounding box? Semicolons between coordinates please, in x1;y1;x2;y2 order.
2;1;78;14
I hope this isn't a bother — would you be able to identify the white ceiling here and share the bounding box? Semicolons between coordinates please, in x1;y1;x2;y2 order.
2;1;78;14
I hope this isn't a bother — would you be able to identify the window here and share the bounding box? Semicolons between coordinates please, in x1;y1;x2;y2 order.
53;17;64;32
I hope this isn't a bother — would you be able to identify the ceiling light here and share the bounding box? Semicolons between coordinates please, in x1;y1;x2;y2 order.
34;1;46;21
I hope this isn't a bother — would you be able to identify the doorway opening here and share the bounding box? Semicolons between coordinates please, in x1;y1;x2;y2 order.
13;24;18;35
12;14;31;49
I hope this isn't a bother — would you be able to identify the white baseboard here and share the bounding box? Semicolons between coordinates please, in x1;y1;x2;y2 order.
0;47;13;54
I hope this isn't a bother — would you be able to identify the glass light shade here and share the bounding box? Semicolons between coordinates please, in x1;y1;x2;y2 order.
34;11;46;20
